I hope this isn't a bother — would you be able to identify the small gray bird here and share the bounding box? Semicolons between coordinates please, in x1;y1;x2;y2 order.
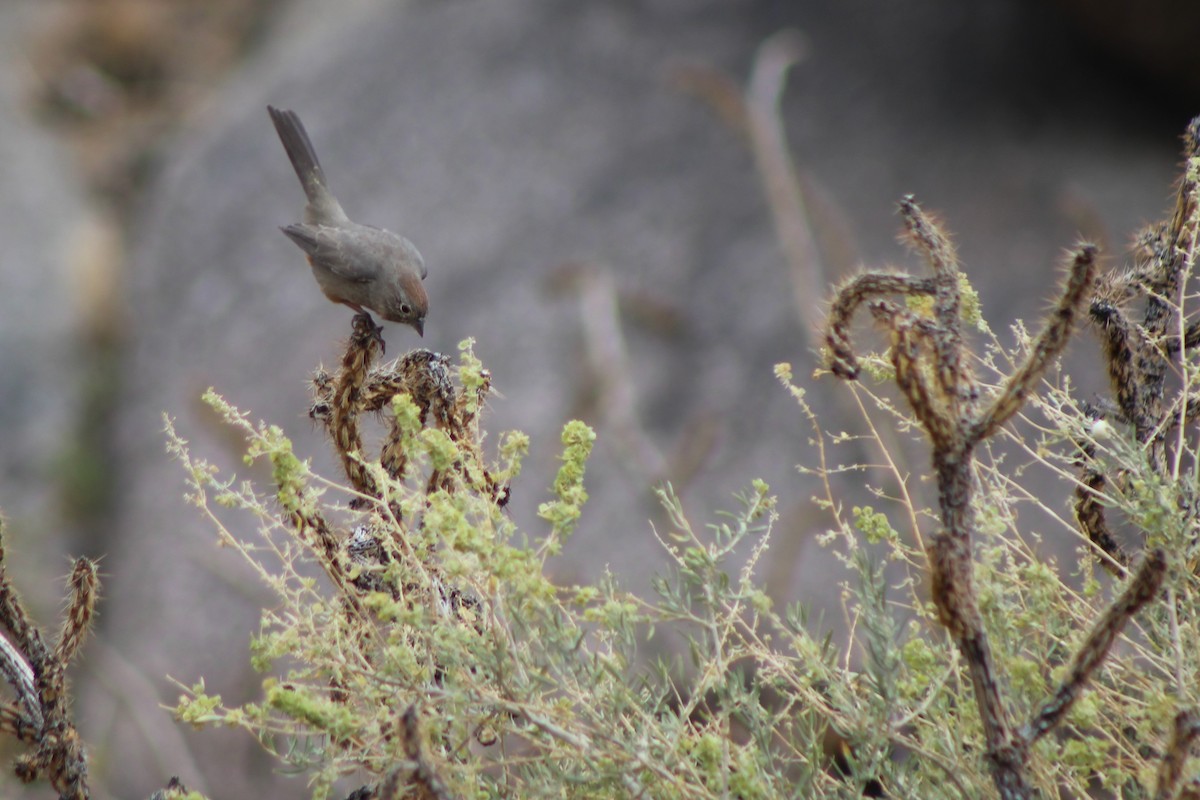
268;105;428;336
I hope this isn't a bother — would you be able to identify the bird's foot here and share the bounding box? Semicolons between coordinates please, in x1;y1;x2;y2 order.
351;311;387;355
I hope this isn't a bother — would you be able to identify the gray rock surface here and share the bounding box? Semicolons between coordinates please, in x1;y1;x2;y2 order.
0;2;95;595
81;0;1196;796
0;8;123;798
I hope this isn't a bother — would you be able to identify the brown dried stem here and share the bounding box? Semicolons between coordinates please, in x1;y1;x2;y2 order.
300;318;507;670
1074;464;1130;574
898;196;967;408
331;313;386;498
0;532;45;665
1089;281;1143;425
1070;399;1132;574
396;705;455;800
350;706;457;800
288;494;365;619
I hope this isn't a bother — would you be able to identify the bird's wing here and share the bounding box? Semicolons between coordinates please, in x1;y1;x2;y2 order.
280;224;378;283
366;223;427;279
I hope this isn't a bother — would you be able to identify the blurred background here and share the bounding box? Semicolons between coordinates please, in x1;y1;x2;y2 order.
2;0;1199;796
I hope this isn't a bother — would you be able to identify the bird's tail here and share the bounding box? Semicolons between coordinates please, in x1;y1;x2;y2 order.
268;105;348;225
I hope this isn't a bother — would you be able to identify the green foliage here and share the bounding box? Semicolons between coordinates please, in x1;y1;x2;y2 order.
165;318;1200;797
536;419;595;548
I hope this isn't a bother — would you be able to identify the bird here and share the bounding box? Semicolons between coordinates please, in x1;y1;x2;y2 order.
268;105;428;336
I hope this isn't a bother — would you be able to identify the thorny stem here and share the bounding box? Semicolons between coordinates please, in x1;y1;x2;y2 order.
0;519;97;798
970;246;1096;443
928;445;1030;796
185;324;515;793
898;195;968;415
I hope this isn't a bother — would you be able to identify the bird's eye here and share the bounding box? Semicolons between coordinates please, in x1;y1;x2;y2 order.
401;304;412;314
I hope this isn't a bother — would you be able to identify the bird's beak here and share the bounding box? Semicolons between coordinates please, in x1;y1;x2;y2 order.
414;319;424;337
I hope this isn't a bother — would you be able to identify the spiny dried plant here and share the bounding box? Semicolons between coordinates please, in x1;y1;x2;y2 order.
824;192;1169;799
0;517;98;799
163;89;1200;797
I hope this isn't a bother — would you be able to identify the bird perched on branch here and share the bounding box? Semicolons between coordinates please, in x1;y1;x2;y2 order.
268;105;428;336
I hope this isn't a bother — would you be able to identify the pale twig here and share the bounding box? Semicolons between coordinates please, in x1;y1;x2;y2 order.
744;30;828;344
0;632;39;732
572;263;666;481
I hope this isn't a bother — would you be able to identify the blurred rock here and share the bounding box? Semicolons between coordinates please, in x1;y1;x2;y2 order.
0;2;92;566
92;0;1189;795
29;0;286;206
